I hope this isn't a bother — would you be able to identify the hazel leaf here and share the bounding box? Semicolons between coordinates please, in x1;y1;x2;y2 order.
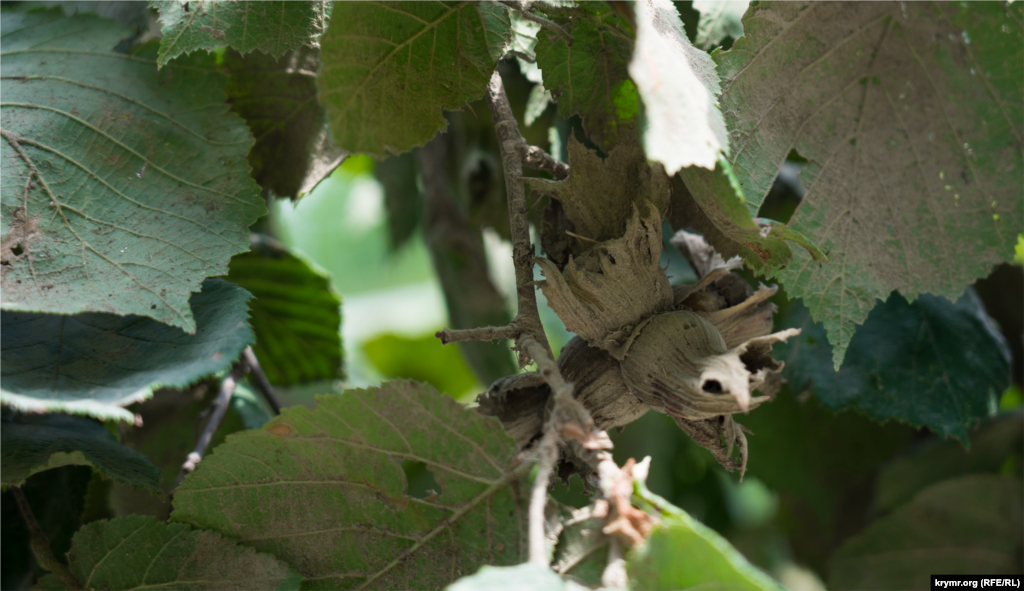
171;380;526;589
693;0;749;50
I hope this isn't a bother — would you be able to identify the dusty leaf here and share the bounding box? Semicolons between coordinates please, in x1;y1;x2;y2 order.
171;380;526;590
0;414;161;493
714;2;1023;365
153;0;332;67
829;475;1023;590
629;0;729;173
535;3;639;150
776;289;1011;441
38;515;301;590
225;46;347;201
0;10;264;332
0;279;253;422
318;2;510;156
693;0;749;50
225;234;343;386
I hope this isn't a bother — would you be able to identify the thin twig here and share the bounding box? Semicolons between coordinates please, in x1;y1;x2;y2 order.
242;347;281;415
12;487;81;590
523;145;569;180
500;0;574;45
436;324;519;344
174;362;248;488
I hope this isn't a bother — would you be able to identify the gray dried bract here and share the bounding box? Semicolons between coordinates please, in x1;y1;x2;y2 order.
537;201;673;355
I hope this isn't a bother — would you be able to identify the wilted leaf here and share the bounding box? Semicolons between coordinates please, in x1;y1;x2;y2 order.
535;3;639;150
1;414;160;493
152;0;332;67
829;475;1023;590
171;381;526;589
693;0;748;50
776;289;1011;440
0;279;253;422
318;2;510;156
225;46;347;201
715;2;1023;365
0;10;264;332
629;0;729;173
38;515;301;590
446;563;586;591
226;234;342;386
628;482;784;591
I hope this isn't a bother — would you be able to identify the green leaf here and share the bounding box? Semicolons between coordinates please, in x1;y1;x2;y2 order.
535;3;639;150
318;2;511;156
692;0;748;50
1;414;161;493
225;46;347;201
152;0;332;67
629;482;784;591
171;380;526;589
446;563;586;591
225;234;343;386
39;515;301;591
364;333;479;399
0;279;254;422
0;10;265;332
550;507;608;587
674;159;825;275
776;289;1011;440
874;412;1023;512
714;2;1024;365
829;475;1023;590
629;0;728;173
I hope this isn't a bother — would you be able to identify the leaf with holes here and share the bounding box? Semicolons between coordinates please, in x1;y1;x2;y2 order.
0;10;264;332
0;279;253;422
829;475;1023;590
713;1;1023;366
171;380;526;590
318;2;510;157
1;414;161;493
152;0;332;67
225;46;347;201
37;515;301;591
775;289;1011;440
535;2;639;150
225;234;343;386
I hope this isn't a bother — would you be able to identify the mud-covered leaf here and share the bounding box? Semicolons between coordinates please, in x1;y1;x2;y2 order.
674;161;825;275
776;289;1011;440
629;482;784;591
629;0;728;173
171;380;526;589
535;3;638;150
225;234;342;386
0;280;253;422
38;515;301;590
1;414;160;493
693;0;748;50
318;2;510;156
447;563;586;591
152;0;332;67
715;2;1024;365
829;475;1023;590
0;10;264;332
225;46;346;201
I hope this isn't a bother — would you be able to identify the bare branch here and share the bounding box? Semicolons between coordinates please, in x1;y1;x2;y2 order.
435;324;519;345
523;145;569;180
500;0;574;46
242;346;281;415
12;487;81;590
174;362;248;488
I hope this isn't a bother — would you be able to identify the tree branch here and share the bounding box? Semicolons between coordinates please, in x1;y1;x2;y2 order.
500;0;574;46
436;324;519;344
12;487;81;590
523;145;569;180
242;346;281;415
174;361;248;488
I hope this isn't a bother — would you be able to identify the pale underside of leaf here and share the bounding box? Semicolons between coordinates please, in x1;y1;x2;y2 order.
0;10;265;332
715;2;1023;366
0;279;253;422
171;381;526;590
693;0;749;50
629;0;729;173
154;0;333;67
318;1;510;157
48;515;301;591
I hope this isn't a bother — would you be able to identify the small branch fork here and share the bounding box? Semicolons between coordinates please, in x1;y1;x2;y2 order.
173;346;280;488
435;71;601;565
